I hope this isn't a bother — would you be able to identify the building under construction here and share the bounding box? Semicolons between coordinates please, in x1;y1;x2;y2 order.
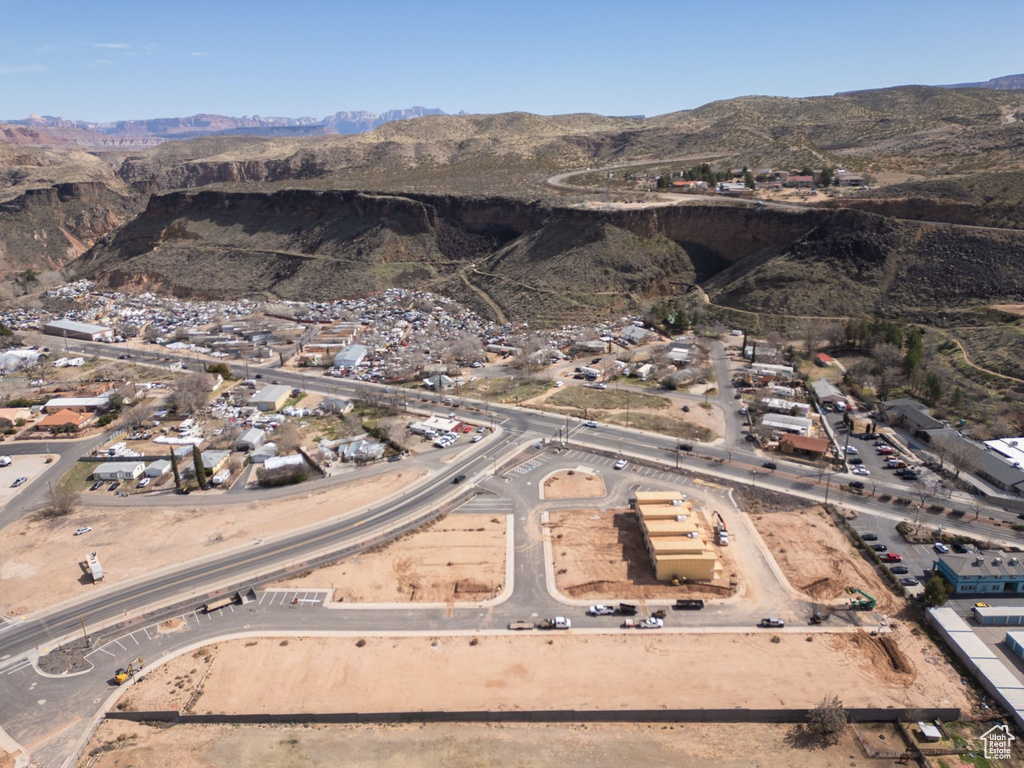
632;491;722;582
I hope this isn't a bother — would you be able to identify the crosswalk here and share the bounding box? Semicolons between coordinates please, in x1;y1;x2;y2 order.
508;456;549;476
453;493;514;515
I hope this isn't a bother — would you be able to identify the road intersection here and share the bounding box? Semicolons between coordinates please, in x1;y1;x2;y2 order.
1;337;1021;765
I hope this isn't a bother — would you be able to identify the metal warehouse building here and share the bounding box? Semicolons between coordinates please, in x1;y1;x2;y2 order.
42;319;113;342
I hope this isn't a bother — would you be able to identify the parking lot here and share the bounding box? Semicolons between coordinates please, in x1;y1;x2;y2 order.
845;510;964;596
828;412;942;491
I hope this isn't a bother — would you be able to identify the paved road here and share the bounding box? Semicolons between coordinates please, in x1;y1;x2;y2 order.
3;335;1023;765
0;442;860;767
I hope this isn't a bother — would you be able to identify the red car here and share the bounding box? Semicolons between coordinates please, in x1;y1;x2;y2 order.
881;553;904;563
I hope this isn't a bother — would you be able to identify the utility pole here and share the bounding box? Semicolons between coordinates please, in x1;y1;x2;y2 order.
79;615;90;648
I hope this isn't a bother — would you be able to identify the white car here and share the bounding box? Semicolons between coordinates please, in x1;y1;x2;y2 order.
845;446;859;454
554;381;563;388
595;383;607;390
0;455;11;467
471;435;483;443
584;420;599;428
853;466;870;475
933;542;950;554
587;605;615;616
137;477;150;488
470;362;483;368
638;616;664;629
73;526;92;536
614;459;628;470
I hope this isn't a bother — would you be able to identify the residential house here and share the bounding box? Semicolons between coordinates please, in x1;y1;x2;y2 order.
92;461;145;481
43;395;110;413
35;409;92;432
784;175;814;188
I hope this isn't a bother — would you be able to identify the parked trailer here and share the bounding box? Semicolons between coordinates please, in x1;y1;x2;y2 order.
508;621;535;631
673;599;705;611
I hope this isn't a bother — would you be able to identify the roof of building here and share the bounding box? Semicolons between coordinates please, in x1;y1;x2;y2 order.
237;427;266;441
779;433;831;453
43;319;112;335
262;454;305;471
44;396;110;410
938;551;1024;580
201;450;230;470
880;397;929;412
250;385;291;404
809;378;844;399
36;409;92;427
634;491;688;504
648;536;706;555
642;518;700;536
986;438;1024;467
761;413;813;429
333;344;368;365
95;461;144;472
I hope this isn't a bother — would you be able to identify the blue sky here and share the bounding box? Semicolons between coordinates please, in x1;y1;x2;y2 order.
1;0;1022;122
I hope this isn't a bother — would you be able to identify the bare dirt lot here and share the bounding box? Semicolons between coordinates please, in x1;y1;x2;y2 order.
750;506;900;613
527;384;723;442
121;632;970;715
548;508;737;600
541;469;605;499
270;513;506;603
0;468;427;617
78;720;900;768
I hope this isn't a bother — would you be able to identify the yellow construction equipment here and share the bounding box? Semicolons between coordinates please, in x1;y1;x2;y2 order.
114;656;143;685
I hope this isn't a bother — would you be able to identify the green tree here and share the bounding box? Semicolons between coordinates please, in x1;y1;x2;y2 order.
819;166;833;187
656;174;670;189
924;371;943;403
950;386;965;410
743;170;756;190
170;450;181;490
921;575;954;607
800;166;814;178
192;445;207;489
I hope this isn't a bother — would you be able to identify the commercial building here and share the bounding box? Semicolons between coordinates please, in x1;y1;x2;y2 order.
809;378;848;408
249;385;291;412
934;551;1024;595
972;606;1024;626
43;395;110;413
92;462;145;481
42;319;114;342
333;344;368;370
633;491;722;582
778;433;831;459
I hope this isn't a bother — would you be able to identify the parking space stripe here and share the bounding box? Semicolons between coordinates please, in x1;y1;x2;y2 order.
257;592;267;605
98;647;114;656
113;639;126;650
142;627;151;640
129;633;139;645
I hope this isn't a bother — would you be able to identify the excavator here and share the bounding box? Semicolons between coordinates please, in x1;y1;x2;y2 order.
811;603;831;623
114;656;143;685
847;587;877;611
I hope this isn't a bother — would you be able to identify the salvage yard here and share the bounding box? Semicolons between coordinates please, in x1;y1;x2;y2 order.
750;506;900;613
119;631;972;715
0;468;427;617
547;508;738;600
270;513;507;603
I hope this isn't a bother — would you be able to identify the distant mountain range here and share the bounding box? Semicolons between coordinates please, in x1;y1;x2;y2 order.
938;73;1024;90
1;107;455;147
